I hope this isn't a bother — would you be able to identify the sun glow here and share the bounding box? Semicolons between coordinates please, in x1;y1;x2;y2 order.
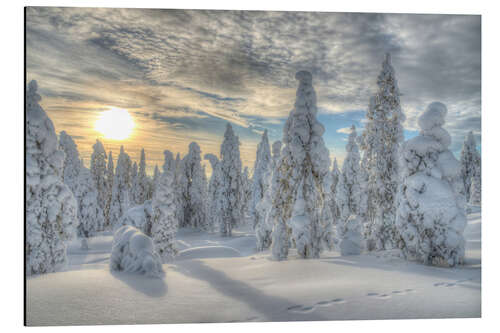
95;107;135;140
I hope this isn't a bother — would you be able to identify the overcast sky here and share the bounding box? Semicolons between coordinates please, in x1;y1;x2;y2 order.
26;7;481;174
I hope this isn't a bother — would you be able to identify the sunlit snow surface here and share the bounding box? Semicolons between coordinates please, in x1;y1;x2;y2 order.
26;208;481;325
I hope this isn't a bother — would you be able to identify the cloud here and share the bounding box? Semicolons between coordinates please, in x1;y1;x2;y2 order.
336;127;353;134
25;7;481;171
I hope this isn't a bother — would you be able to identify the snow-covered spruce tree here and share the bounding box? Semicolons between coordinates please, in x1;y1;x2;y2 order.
336;126;362;227
396;102;466;267
110;146;132;229
130;161;138;204
59;131;81;192
150;164;160;197
469;157;481;205
362;54;406;251
328;158;341;223
59;131;104;246
219;123;243;236
151;150;178;262
240;166;252;223
26;80;77;275
174;152;186;227
105;150;114;229
255;140;282;250
460;131;480;202
250;130;272;229
90;139;108;229
181;142;208;229
269;71;331;260
134;148;149;205
75;166;105;249
205;153;224;232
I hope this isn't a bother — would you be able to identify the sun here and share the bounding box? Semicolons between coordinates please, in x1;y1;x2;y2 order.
95;107;135;140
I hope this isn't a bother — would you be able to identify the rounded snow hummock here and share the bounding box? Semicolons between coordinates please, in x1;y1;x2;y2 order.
295;70;313;84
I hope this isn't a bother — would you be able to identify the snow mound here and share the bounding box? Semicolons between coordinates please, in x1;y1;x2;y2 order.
176;246;242;260
110;226;165;278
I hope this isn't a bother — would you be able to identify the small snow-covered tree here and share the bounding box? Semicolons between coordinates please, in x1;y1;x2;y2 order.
219;123;243;236
26;80;77;275
75;166;105;249
110;146;132;228
460;131;480;202
469;157;481;205
336;126;362;226
205;153;224;232
90;139;108;227
105;150;114;229
250;130;271;228
151;150;178;262
180;142;208;229
362;54;405;251
59;131;80;191
240;166;251;223
396;102;466;267
150;164;160;197
134;148;149;205
269;71;331;260
174;153;186;227
130;161;138;204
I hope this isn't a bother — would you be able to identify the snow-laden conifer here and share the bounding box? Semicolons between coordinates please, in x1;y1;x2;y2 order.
75;166;105;249
219;123;243;236
250;130;271;228
26;80;77;275
255;140;282;250
105;150;114;229
396;102;466;267
362;54;405;251
180;142;208;229
269;71;331;260
174;153;186;228
130;161;138;204
336;126;362;227
469;157;481;205
110;146;132;228
134;148;149;205
59;131;81;191
151;150;178;261
339;215;364;256
460;131;480;202
241;166;251;223
205;153;224;232
90;139;108;227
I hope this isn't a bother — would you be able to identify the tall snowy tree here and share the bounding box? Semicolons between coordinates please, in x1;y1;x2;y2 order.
336;126;362;227
151;150;178;261
240;166;251;223
250;130;271;228
174;152;186;227
90;139;108;231
75;166;104;249
269;71;331;260
59;131;104;246
255;140;282;250
134;148;149;205
151;164;161;196
219;123;243;236
105;150;114;229
205;153;224;232
396;102;466;267
469;157;481;205
109;146;132;228
362;53;406;251
460;131;480;202
181;142;208;229
130;161;138;204
26;80;77;275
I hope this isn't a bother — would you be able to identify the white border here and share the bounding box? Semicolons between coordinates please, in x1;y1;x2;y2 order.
3;0;499;332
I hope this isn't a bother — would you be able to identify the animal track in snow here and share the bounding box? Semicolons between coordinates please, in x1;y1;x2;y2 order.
287;298;346;314
434;278;472;288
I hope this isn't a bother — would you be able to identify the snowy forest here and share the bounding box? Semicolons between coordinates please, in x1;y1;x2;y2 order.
26;53;481;324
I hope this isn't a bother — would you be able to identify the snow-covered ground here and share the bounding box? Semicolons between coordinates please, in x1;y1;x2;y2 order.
26;208;481;326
